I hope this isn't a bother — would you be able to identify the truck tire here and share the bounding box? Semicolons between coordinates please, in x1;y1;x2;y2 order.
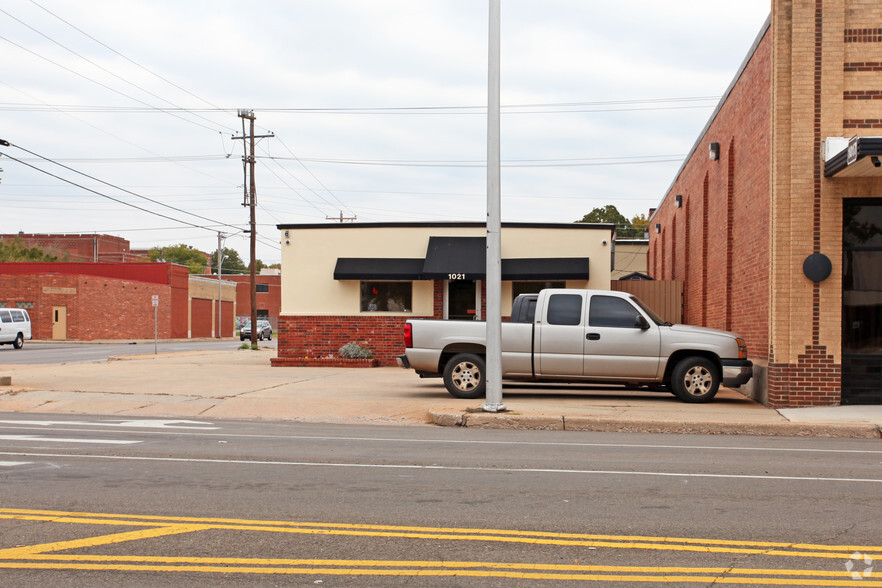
13;333;23;349
671;356;719;403
443;353;486;399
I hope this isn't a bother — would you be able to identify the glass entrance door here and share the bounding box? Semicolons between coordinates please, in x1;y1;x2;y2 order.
842;198;882;404
448;280;477;320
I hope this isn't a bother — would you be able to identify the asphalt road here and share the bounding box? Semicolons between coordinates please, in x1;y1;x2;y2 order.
1;414;880;586
0;339;275;364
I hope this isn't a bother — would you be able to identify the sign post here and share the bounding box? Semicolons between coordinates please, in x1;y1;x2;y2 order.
152;295;159;354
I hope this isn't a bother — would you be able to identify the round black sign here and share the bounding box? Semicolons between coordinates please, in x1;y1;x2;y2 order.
803;253;832;283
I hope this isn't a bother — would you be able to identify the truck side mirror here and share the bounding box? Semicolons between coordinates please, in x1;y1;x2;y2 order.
635;315;650;330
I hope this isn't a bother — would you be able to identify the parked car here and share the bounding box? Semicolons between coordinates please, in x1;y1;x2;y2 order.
240;320;272;341
397;289;752;403
0;308;33;349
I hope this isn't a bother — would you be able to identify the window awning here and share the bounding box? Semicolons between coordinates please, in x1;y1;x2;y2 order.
334;237;590;281
825;137;882;178
333;258;424;280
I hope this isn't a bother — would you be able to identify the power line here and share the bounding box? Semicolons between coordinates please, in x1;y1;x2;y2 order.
1;141;243;233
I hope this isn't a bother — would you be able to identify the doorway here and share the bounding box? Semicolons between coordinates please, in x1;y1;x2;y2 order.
842;198;882;404
52;306;68;340
447;280;478;320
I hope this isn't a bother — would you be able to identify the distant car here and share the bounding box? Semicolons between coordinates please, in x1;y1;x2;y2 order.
0;308;32;350
240;320;272;341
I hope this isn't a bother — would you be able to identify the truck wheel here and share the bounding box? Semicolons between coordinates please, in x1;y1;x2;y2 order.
13;333;24;349
443;353;486;399
671;357;719;403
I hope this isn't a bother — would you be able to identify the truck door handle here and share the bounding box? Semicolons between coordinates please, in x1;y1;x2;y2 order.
586;333;600;341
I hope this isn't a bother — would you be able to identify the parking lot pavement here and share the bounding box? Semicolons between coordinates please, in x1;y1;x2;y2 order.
0;349;879;437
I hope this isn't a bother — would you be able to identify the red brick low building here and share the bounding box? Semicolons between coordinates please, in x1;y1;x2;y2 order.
0;262;236;340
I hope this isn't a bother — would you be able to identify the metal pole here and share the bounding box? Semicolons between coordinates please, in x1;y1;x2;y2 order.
154;305;157;355
217;232;223;339
483;0;505;413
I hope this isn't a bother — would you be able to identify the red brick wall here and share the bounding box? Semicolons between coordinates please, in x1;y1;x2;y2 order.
0;263;191;340
226;275;282;328
275;315;410;366
650;31;772;362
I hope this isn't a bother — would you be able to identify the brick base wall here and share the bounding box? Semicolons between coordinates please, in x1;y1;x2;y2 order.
767;346;842;407
274;315;409;367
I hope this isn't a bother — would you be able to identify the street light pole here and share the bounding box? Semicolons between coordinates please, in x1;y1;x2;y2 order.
484;0;505;413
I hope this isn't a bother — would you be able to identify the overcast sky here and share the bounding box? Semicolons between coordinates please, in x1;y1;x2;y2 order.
1;0;771;265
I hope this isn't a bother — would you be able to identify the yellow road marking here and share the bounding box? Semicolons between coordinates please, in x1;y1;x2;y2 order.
1;508;879;560
0;562;881;585
1;507;880;584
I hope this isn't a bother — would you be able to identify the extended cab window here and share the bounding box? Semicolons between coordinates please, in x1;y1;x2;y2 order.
0;311;10;323
546;294;582;325
589;295;644;328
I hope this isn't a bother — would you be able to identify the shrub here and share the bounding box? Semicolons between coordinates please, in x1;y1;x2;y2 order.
338;342;374;359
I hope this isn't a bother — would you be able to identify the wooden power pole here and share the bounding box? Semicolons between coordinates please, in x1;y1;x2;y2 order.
233;110;273;346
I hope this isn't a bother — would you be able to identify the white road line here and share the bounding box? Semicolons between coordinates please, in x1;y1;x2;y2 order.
0;435;139;445
0;419;216;430
2;451;881;484
0;425;879;454
0;461;32;467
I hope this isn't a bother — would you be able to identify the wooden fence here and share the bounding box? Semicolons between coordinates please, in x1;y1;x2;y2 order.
611;280;683;324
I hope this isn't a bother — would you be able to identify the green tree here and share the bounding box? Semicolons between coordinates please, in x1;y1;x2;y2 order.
630;213;649;238
149;244;210;274
0;237;58;262
210;247;250;275
576;205;639;237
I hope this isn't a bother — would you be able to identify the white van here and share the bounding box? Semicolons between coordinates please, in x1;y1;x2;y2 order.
0;308;33;349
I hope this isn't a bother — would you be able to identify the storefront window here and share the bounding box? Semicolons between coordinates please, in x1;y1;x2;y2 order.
361;282;412;312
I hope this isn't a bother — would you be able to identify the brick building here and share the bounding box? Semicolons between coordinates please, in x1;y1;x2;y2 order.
272;222;614;367
1;233;147;262
0;262;236;340
650;1;882;407
220;272;282;330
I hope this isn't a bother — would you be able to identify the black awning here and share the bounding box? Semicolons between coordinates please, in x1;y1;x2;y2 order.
421;236;486;279
333;258;424;280
502;258;589;280
825;137;882;177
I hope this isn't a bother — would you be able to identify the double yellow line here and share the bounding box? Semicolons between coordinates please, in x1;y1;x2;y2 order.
1;508;879;584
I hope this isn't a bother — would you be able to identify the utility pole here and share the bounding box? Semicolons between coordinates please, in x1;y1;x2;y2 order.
216;232;226;339
326;210;357;222
233;110;273;346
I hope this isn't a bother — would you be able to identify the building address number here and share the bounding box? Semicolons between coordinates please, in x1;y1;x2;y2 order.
448;273;466;280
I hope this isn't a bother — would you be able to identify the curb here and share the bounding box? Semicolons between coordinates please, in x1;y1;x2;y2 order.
428;411;882;439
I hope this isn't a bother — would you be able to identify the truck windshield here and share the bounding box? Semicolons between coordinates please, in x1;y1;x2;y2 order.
630;296;672;326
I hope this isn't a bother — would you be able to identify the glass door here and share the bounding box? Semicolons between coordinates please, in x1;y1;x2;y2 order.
842;198;882;404
447;280;477;320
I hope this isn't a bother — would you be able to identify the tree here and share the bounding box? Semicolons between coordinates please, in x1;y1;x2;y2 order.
149;244;210;274
211;247;249;275
630;213;649;238
0;237;58;262
575;205;640;237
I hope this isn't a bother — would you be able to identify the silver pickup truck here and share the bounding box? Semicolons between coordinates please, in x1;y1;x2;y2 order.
397;289;752;403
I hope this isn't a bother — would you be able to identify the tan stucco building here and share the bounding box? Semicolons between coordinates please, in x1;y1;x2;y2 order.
273;222;614;366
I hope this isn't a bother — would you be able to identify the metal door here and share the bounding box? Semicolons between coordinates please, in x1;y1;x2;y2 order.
52;306;67;340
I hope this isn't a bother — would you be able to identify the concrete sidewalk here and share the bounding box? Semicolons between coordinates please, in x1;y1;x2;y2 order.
0;349;879;438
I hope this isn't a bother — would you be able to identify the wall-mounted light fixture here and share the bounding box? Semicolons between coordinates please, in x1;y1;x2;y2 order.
872;155;881;168
709;142;720;161
284;230;290;237
655;223;661;234
675;194;682;208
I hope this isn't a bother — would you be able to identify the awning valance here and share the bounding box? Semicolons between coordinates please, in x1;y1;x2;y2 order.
333;258;424;280
334;236;590;281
